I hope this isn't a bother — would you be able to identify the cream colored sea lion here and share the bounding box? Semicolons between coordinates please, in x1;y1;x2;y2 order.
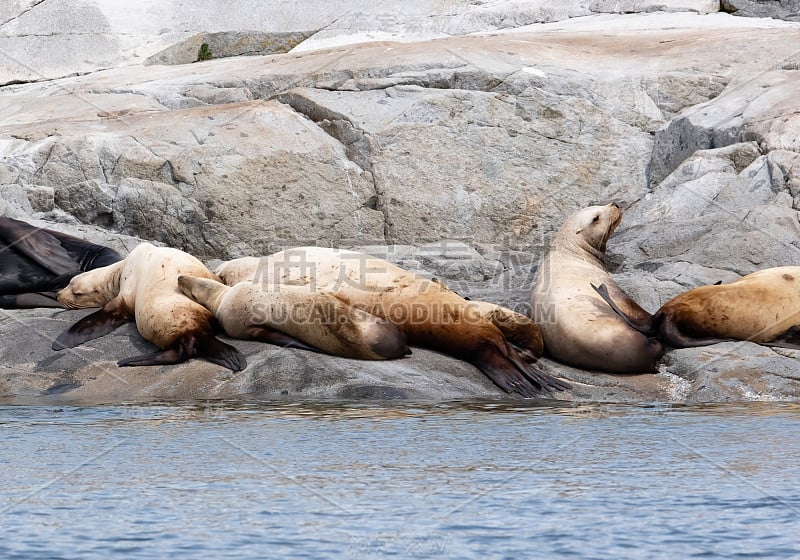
593;266;800;349
177;275;410;360
52;243;246;370
530;203;664;373
214;247;567;397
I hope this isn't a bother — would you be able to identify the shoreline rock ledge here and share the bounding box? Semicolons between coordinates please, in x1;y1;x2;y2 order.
2;2;800;404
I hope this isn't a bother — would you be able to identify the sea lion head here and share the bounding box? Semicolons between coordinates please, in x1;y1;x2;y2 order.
177;275;228;314
559;203;622;256
57;264;121;309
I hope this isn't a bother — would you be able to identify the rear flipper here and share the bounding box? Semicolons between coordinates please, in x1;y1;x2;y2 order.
509;342;538;364
659;316;735;349
117;331;246;371
761;326;800;350
485;308;544;360
473;343;570;398
591;283;653;334
247;326;325;354
505;344;571;394
52;303;131;350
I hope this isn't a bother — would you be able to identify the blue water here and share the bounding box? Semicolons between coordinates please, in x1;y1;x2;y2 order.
1;400;799;559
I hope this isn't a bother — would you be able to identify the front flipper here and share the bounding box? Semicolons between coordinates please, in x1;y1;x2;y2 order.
117;331;247;371
0;292;61;309
247;326;324;354
52;302;131;350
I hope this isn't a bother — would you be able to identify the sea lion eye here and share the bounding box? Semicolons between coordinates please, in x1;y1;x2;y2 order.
592;215;600;223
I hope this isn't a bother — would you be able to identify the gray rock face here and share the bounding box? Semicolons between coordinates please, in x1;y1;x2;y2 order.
2;7;800;404
722;0;800;20
0;309;503;405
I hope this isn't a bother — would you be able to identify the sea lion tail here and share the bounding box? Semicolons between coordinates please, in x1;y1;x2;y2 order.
473;343;570;397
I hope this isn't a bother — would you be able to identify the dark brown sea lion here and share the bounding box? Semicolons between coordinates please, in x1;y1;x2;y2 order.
0;217;121;308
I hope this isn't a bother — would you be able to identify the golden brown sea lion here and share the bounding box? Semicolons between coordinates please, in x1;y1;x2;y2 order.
177;275;410;360
593;266;800;349
214;247;567;397
530;203;664;373
52;243;246;370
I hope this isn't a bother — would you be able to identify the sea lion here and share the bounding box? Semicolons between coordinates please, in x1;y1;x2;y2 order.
446;297;544;362
214;247;567;397
214;254;544;359
593;266;800;349
177;275;410;360
52;243;246;371
0;217;122;308
530;203;664;373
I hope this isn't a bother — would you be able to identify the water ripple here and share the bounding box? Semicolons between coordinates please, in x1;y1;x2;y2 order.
0;401;799;558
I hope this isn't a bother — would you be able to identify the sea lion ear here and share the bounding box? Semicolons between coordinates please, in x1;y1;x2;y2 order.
575;227;584;235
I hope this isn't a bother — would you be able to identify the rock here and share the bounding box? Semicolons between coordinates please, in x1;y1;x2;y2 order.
648;67;800;186
0;0;723;85
611;145;800;307
13;19;799;256
145;31;318;66
722;0;800;21
0;308;512;404
2;8;800;404
663;343;800;402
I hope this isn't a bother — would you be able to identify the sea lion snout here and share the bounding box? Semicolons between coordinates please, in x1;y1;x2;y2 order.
176;275;192;297
55;287;73;309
